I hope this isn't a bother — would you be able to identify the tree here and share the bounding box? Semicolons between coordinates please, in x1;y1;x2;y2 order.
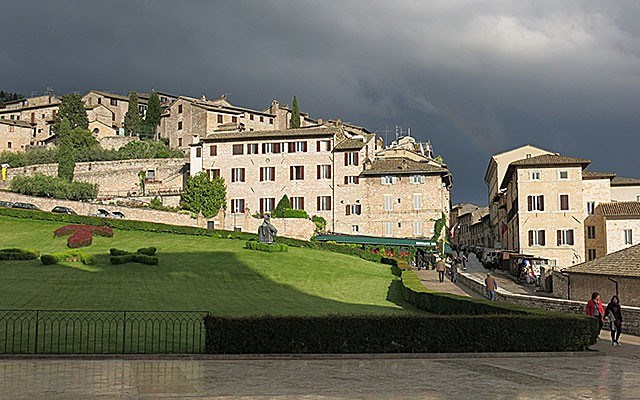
117;140;185;159
180;172;227;218
272;195;290;218
53;93;88;134
143;91;162;139
123;91;143;136
289;95;301;129
57;118;75;182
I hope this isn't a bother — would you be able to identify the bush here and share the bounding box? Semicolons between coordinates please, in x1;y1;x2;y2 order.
0;248;39;261
40;254;59;265
109;248;159;265
136;247;157;256
54;224;114;248
282;209;309;219
244;241;288;252
311;215;326;232
40;250;94;265
109;248;128;256
204;313;597;354
10;173;98;200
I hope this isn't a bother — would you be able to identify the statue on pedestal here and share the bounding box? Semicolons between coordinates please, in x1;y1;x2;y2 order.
258;214;278;244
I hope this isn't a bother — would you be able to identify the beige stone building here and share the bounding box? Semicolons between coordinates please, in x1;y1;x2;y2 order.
585;202;640;261
161;95;317;153
0;120;35;152
0;94;60;145
450;203;480;247
190;126;451;237
611;176;640;202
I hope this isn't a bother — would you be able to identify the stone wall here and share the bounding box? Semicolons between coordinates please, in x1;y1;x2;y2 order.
98;136;138;150
552;271;640;307
458;271;640;335
241;211;316;241
0;158;187;197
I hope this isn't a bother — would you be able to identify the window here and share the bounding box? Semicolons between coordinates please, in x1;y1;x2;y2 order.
557;229;575;246
526;153;532;158
208;169;220;179
177;121;183;130
527;195;544;211
217;115;223;124
384;222;393;236
384;195;393;211
413;194;422;210
413;221;423;236
559;195;569;211
195;147;202;158
344;176;359;185
344;152;359;166
586;201;595;215
290;165;304;180
381;176;394;185
97;97;102;105
178;138;183;147
317;165;331;179
230;199;245;214
260;116;264;122
110;98;117;106
637;195;640;202
146;170;155;181
587;226;596;239
7;142;12;149
249;114;254;121
528;230;546;246
530;171;540;180
290;197;304;210
232;116;238;123
345;204;361;215
352;225;359;233
317;196;331;211
588;249;597;261
559;171;568;179
262;142;281;154
231;168;245;183
247;143;259;154
288;141;307;153
232;144;244;155
209;145;217;156
8;126;14;132
624;229;633;245
260;198;276;215
317;140;331;152
260;167;275;181
269;118;274;124
178;104;183;114
410;175;425;184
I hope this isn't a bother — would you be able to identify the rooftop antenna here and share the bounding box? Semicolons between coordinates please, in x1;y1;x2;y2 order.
408;127;411;137
45;87;53;95
31;91;38;98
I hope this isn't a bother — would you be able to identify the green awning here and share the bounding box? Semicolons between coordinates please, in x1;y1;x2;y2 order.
315;234;454;254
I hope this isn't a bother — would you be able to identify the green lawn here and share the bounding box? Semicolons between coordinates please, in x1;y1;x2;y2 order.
0;216;416;316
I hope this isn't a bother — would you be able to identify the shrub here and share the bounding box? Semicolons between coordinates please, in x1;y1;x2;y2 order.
54;224;114;248
40;250;94;265
109;248;128;256
40;254;59;265
109;248;159;265
136;247;157;256
311;215;326;232
244;241;288;252
10;173;98;200
0;248;39;261
282;209;309;219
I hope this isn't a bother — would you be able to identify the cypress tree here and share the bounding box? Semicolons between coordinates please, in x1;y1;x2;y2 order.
53;93;89;134
57;118;75;182
143;91;162;139
290;95;301;129
124;91;143;136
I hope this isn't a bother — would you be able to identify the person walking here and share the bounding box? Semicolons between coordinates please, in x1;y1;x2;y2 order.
605;295;624;346
485;273;497;301
451;257;461;283
461;253;467;271
436;257;446;283
585;292;605;338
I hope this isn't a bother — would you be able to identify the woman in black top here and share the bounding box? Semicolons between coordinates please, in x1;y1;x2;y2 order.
605;295;623;346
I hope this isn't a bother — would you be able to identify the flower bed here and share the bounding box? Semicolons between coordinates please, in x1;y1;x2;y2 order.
53;224;114;248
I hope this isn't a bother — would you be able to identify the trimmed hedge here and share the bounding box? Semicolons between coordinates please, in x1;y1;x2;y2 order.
136;247;157;256
10;173;98;201
40;250;95;265
204;313;597;354
0;248;39;261
54;224;114;248
109;248;159;265
244;241;288;252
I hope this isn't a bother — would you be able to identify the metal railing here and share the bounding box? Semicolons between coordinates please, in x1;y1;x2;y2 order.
0;310;210;354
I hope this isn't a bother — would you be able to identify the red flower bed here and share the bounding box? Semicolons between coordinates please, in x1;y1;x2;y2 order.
53;225;114;248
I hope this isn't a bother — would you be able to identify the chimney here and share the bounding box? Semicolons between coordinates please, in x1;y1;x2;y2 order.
317;118;323;124
201;94;207;101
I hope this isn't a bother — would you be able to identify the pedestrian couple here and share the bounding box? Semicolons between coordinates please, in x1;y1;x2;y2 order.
586;292;624;346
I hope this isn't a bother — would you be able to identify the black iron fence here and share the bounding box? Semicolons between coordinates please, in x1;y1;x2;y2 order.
0;310;210;354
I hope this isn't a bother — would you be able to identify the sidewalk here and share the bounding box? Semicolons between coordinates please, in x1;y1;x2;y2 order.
413;268;482;298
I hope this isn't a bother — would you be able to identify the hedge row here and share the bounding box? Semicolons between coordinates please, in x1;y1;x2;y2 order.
0;208;394;264
10;173;98;201
109;248;159;265
41;250;95;265
204;313;597;354
0;248;39;261
244;241;288;252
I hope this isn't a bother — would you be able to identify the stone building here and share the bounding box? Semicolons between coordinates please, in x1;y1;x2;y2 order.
584;202;640;261
161;95;317;153
0;94;60;145
189;125;451;237
0;120;35;152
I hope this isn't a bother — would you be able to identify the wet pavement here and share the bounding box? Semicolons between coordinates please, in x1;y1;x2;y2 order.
1;334;639;400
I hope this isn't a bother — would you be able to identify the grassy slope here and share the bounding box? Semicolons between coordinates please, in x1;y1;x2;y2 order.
0;216;416;315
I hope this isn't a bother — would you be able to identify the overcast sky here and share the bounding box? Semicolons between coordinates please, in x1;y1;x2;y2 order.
2;1;639;204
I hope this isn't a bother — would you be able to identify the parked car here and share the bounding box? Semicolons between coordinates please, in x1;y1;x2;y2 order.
91;208;112;218
111;211;125;219
12;202;40;210
51;206;77;215
0;201;13;208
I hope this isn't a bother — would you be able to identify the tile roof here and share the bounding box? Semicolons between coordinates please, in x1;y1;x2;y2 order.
611;176;640;187
361;158;448;176
565;244;640;277
510;154;591;167
582;170;616;180
0;119;33;128
597;201;640;217
199;127;338;142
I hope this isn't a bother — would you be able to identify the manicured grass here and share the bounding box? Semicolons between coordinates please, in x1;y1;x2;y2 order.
0;216;417;315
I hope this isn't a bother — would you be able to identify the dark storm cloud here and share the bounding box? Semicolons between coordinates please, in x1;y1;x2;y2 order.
2;0;640;204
